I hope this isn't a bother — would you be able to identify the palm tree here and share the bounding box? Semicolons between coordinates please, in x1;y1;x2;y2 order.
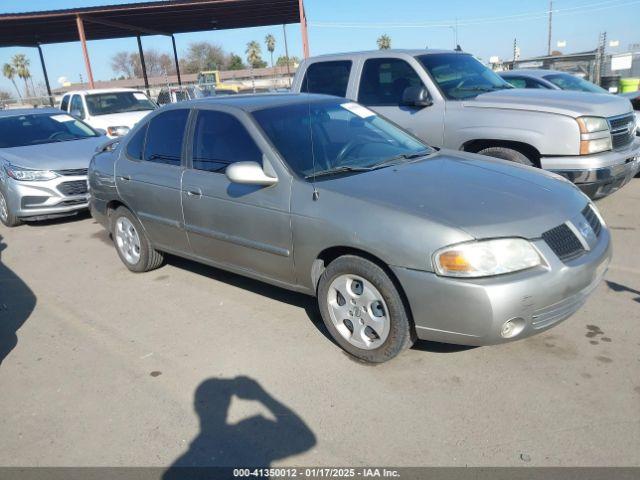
246;40;262;92
2;63;22;100
12;54;31;99
377;34;392;50
265;34;276;68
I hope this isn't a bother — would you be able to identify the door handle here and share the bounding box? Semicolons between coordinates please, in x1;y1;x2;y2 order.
185;188;202;197
119;175;131;182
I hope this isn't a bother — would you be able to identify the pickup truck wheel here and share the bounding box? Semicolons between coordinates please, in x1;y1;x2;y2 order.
0;188;21;227
112;206;164;272
317;255;414;363
477;146;535;167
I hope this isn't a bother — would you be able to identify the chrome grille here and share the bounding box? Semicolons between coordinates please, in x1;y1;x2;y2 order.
542;223;585;262
608;113;635;151
55;168;88;176
58;180;88;196
581;204;602;238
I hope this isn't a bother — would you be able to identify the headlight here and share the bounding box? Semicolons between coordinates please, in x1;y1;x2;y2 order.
433;238;542;278
106;126;130;137
5;165;58;182
576;116;609;133
580;136;612;155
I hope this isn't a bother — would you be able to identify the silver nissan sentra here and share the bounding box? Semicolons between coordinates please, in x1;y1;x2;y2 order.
89;94;612;363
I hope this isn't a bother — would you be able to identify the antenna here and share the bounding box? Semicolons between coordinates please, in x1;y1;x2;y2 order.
304;72;319;201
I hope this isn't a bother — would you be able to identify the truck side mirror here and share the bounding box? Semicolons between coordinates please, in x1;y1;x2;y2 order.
401;86;433;108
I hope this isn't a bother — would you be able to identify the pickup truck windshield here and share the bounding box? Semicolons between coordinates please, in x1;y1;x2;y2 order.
253;99;431;179
85;92;156;116
0;113;98;148
416;53;512;100
543;73;608;94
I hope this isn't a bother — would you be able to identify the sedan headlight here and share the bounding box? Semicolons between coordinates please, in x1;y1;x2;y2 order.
106;126;130;137
433;238;542;278
576;116;611;155
5;165;58;182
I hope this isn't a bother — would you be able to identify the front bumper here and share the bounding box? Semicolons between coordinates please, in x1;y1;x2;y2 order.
3;175;89;220
391;228;612;346
541;138;640;199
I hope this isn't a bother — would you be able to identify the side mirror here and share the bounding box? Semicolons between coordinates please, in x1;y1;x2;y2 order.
401;86;433;108
226;161;278;186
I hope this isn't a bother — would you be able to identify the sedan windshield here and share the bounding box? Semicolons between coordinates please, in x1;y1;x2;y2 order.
0;113;99;148
543;73;608;94
416;53;513;100
252;100;432;180
85;91;156;116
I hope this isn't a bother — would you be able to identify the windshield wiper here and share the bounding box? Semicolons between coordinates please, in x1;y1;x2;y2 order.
305;165;374;179
367;150;432;169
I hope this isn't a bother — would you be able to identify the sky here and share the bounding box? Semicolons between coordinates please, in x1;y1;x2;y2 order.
0;0;637;93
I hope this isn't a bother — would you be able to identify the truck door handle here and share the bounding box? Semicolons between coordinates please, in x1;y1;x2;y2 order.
119;175;131;182
185;188;202;197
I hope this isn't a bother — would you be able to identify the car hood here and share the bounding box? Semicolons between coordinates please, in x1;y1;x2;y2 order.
317;151;588;239
0;136;108;170
465;88;632;118
88;110;153;130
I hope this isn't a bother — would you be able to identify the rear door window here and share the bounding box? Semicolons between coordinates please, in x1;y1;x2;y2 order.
300;61;352;97
143;109;189;166
60;95;70;112
358;58;424;106
191;110;262;173
70;95;86;119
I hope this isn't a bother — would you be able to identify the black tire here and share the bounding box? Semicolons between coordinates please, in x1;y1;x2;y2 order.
111;206;164;273
477;146;535;167
317;255;414;363
0;187;22;228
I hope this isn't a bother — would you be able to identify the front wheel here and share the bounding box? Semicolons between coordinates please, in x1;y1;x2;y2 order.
477;146;535;167
112;206;164;272
317;255;414;363
0;188;21;227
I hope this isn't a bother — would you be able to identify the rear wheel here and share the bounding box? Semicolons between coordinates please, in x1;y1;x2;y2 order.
0;188;21;227
477;146;535;167
317;255;414;363
112;206;164;272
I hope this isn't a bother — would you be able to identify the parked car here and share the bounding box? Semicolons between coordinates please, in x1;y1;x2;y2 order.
157;86;210;106
499;69;609;94
59;88;157;138
89;94;611;363
0;108;106;227
291;50;640;199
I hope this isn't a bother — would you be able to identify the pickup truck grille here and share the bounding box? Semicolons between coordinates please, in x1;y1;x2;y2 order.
542;224;585;262
58;180;88;196
608;113;635;150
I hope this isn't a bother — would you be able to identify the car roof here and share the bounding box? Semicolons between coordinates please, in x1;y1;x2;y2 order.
168;93;345;112
0;107;62;118
500;69;566;78
62;88;144;96
303;49;466;60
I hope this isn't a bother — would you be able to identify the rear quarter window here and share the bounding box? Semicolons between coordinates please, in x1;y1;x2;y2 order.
300;60;352;97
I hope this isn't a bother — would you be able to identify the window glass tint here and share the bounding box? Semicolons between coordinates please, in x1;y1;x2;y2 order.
60;95;70;112
0;113;98;148
358;58;424;106
543;73;608;93
253;99;430;179
126;124;147;160
504;77;527;88
85;91;155;116
192;110;262;173
300;61;352;97
70;95;85;118
143;109;189;166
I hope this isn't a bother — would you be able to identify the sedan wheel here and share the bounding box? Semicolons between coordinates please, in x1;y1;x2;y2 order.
327;274;390;350
0;188;21;227
115;216;141;265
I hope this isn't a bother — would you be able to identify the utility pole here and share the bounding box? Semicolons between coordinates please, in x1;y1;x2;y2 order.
594;31;607;85
547;0;553;55
512;38;518;69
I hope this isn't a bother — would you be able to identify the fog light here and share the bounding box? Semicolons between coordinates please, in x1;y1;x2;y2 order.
501;317;525;339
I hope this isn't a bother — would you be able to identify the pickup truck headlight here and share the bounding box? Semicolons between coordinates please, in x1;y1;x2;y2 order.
577;116;611;155
433;238;542;278
106;126;130;137
5;165;58;182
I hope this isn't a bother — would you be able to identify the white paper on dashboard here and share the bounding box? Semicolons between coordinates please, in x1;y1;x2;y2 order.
50;114;75;123
133;92;148;100
340;102;376;119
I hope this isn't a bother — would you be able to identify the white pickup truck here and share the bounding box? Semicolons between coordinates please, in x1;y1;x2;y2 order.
59;88;157;138
292;49;640;198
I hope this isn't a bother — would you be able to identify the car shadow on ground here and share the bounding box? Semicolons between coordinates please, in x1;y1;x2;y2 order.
166;255;475;355
22;210;93;228
0;234;37;366
606;280;640;303
163;376;316;478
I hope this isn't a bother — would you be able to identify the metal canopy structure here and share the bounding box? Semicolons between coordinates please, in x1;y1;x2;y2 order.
0;0;308;103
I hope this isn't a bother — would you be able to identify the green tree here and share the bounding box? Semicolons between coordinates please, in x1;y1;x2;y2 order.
227;54;245;70
265;34;276;69
2;63;22;100
276;55;300;67
12;54;31;98
245;41;266;69
377;34;392;50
